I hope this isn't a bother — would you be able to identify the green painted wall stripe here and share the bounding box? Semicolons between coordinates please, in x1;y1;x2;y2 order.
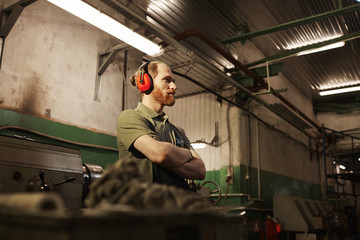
0;109;117;148
200;165;323;209
0;109;119;168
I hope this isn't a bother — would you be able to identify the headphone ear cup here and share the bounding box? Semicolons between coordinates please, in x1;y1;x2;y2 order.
136;73;153;94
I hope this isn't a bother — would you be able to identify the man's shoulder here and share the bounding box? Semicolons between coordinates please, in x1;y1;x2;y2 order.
117;108;153;128
118;108;143;119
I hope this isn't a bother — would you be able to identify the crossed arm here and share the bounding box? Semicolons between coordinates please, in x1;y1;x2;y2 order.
133;134;206;180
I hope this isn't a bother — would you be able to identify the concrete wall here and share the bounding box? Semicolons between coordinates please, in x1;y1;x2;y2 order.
1;0;142;135
317;112;360;132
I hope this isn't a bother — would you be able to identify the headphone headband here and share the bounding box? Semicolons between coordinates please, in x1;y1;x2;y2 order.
139;61;151;84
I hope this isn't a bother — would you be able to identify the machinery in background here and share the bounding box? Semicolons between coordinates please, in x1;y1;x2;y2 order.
0;135;103;208
274;194;327;233
274;194;353;239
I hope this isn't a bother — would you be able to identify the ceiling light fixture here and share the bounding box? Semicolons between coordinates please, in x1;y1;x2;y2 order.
285;34;345;56
319;85;360;96
319;80;360;91
191;135;219;150
297;41;345;56
190;142;207;149
339;165;346;170
47;0;164;57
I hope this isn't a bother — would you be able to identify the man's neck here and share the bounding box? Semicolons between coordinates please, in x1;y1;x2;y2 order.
142;98;163;114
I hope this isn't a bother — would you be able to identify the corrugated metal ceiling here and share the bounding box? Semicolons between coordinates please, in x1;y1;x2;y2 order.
155;0;355;94
141;0;360;100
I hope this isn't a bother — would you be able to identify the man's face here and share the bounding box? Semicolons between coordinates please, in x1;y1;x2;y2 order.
151;63;176;106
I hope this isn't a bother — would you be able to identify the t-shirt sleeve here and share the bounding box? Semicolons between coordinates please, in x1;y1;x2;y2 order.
117;110;159;151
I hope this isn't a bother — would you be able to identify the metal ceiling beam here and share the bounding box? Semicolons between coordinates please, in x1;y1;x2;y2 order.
222;3;360;44
94;43;132;101
246;30;360;67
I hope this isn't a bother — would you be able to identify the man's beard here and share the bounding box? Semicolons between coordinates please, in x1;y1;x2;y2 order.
152;88;175;106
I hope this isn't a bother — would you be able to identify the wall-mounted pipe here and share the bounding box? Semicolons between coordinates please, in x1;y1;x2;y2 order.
256;118;261;200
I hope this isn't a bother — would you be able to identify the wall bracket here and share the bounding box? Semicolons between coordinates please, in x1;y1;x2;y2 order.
94;43;131;101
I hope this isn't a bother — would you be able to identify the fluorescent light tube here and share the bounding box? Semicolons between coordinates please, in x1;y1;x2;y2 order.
297;42;345;56
191;143;206;149
319;85;360;96
48;0;163;57
339;165;346;170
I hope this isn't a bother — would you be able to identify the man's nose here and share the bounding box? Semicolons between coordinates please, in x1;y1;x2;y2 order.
169;81;176;90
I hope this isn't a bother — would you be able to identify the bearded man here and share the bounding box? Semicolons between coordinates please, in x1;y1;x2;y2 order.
117;61;206;189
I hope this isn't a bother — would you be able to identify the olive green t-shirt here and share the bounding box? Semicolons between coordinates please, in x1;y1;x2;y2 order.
116;102;190;189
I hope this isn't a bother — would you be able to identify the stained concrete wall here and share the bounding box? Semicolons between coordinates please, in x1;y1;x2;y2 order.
0;0;141;135
317;112;360;132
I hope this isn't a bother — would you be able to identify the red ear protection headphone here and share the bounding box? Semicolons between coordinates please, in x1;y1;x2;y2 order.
136;61;153;95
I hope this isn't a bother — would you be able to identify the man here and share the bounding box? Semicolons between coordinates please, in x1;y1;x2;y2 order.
117;61;206;190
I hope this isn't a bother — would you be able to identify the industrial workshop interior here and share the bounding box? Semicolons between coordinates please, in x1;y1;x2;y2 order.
1;0;360;239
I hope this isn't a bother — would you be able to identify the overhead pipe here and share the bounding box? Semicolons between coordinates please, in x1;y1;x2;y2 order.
255;118;261;200
324;127;360;141
222;3;360;44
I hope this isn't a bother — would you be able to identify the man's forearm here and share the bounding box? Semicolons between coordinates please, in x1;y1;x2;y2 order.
165;155;206;180
158;144;206;180
160;142;193;168
133;135;206;179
